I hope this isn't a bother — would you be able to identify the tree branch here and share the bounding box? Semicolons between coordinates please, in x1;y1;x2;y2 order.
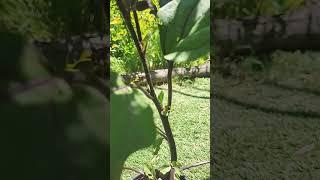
167;60;174;114
116;0;162;113
129;83;153;100
156;126;168;141
133;10;142;42
181;160;210;171
117;0;177;162
161;114;177;161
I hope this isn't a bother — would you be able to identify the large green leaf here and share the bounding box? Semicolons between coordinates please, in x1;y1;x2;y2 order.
110;72;156;180
159;0;173;7
158;0;210;63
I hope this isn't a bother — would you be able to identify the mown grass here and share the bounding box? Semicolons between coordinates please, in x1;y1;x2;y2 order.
212;51;320;179
121;78;210;179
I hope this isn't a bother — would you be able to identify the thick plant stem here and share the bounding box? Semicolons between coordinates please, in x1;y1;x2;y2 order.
116;1;161;111
161;115;177;162
165;60;177;162
116;0;178;163
167;61;173;113
133;10;142;42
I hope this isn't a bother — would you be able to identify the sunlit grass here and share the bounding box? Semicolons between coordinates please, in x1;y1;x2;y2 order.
122;78;210;179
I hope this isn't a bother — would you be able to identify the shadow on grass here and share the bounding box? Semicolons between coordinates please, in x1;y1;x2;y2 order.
156;86;210;99
264;81;320;96
214;93;320;119
159;79;320;118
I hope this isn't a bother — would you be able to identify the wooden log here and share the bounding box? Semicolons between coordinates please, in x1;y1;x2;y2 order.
122;62;210;85
212;3;320;58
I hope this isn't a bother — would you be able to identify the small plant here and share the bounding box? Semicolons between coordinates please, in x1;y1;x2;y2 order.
111;0;209;179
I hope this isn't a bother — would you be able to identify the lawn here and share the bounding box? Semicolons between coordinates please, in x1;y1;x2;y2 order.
121;78;210;179
212;51;320;179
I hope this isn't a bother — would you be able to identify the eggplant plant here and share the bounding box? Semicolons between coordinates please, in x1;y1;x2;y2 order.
111;0;209;179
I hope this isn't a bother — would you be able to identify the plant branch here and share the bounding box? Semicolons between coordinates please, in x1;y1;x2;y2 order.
169;168;175;180
130;83;153;100
181;160;210;171
156;126;168;141
167;60;174;114
162;60;177;162
161;115;177;161
117;0;177;163
117;0;162;113
133;10;143;42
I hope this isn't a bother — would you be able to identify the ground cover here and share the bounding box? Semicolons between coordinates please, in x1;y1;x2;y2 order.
122;78;210;179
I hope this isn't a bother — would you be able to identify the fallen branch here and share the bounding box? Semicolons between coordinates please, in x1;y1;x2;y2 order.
122;62;210;85
212;3;320;58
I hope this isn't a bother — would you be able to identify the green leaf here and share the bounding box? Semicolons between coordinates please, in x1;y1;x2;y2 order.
171;161;182;168
157;90;165;105
159;0;173;7
157;0;179;25
142;31;153;49
158;0;210;63
163;26;210;63
110;72;156;180
143;165;154;179
174;167;181;178
171;161;182;178
152;136;164;155
159;166;172;175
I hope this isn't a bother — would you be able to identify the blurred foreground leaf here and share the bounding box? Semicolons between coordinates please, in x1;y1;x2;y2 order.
110;72;156;179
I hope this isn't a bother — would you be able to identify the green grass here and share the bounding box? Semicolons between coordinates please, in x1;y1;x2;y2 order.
121;78;210;179
212;51;320;179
